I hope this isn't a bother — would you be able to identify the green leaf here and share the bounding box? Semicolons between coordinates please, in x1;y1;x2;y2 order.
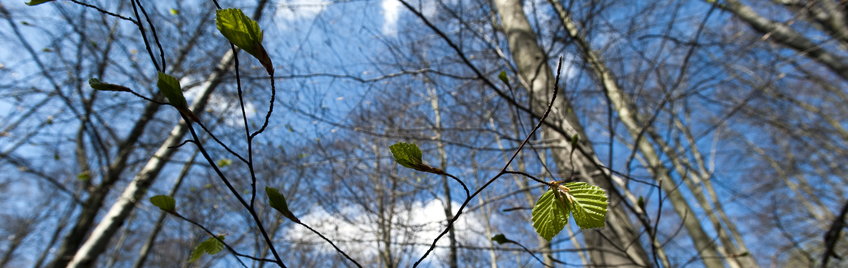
157;72;186;108
563;182;607;229
157;72;198;121
169;8;179;15
25;0;54;6
498;71;509;84
389;143;423;169
89;78;131;92
531;189;569;241
265;187;300;223
149;195;176;213
215;8;273;75
388;142;444;174
491;234;513;245
189;235;225;262
217;159;232;167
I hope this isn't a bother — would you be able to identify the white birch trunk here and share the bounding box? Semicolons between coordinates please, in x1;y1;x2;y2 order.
66;51;234;268
491;0;650;265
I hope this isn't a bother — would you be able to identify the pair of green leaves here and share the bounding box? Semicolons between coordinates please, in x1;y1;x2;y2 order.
531;182;608;241
149;187;298;262
89;7;271;122
389;142;608;241
150;189;299;223
388;143;444;174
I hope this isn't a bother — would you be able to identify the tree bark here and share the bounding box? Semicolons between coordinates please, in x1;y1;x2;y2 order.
65;51;235;268
491;0;650;265
719;0;848;80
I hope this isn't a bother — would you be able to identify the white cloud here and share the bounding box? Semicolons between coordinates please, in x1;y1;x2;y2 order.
275;0;330;28
283;198;495;265
382;0;441;37
381;0;401;36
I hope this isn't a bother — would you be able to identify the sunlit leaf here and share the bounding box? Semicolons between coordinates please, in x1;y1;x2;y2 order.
388;142;444;174
563;182;607;229
389;142;422;169
215;8;273;75
531;189;569;241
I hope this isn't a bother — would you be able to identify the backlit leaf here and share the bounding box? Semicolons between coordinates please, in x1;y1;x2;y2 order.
389;143;422;169
215;8;273;75
563;182;607;229
531;189;569;241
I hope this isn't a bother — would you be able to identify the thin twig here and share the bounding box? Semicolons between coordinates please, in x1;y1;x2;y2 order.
173;213;275;266
297;222;362;267
413;57;565;266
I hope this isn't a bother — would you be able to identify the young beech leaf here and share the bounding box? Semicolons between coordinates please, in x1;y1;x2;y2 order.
156;72;199;122
149;195;176;213
26;0;55;6
563;182;608;229
389;143;422;169
189;235;225;262
215;8;273;75
265;187;300;223
531;189;569;241
89;78;131;92
389;143;444;174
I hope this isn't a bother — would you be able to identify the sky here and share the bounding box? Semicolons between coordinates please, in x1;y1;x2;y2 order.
2;0;828;267
0;0;500;266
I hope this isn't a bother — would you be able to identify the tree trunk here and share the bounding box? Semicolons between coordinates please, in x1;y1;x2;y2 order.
427;84;459;268
545;2;754;267
719;0;848;80
491;0;650;265
65;51;235;268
